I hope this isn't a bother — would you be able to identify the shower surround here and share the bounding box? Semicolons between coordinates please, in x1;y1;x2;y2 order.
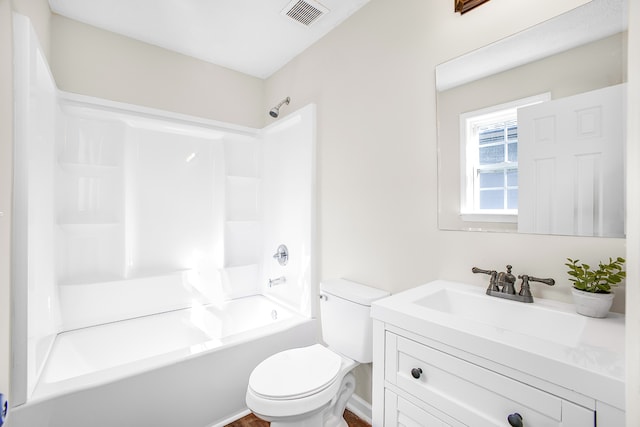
10;14;317;425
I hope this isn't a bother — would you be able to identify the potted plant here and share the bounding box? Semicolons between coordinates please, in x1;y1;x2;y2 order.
565;257;626;318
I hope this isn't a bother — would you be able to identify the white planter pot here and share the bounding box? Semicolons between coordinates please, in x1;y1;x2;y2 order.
571;287;615;318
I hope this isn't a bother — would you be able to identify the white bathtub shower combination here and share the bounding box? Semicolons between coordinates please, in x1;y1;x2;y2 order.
10;14;317;427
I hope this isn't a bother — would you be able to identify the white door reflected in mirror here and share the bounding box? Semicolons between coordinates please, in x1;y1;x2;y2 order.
518;84;626;237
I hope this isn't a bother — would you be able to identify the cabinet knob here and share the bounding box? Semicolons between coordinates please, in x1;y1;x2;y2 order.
410;367;423;379
507;413;523;427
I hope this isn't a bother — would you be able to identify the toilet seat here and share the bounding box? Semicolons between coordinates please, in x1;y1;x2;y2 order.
248;344;342;400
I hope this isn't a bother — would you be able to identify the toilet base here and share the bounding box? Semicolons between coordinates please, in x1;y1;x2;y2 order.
257;372;356;427
269;411;324;427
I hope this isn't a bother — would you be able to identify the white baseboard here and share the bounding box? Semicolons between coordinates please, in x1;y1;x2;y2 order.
347;394;372;424
210;408;251;427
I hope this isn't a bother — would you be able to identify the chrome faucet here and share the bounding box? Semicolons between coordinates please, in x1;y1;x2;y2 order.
472;265;555;303
268;276;286;288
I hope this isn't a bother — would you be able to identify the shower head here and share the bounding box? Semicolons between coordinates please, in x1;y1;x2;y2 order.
269;97;291;118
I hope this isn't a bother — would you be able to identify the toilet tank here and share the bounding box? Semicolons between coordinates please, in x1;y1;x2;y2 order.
320;279;390;363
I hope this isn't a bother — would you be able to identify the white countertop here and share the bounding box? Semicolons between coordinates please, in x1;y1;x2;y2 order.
371;280;625;410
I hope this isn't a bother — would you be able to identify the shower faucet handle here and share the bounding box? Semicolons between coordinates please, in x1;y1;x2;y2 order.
272;244;289;266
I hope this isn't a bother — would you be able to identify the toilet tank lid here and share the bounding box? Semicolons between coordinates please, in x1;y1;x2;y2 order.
320;279;390;306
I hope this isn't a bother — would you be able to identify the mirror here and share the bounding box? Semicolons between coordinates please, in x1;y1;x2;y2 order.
436;0;627;237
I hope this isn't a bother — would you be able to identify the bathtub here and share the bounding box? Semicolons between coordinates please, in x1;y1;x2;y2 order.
9;295;318;427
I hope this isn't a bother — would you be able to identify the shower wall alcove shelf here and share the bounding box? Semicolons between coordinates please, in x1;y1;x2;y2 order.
56;115;126;286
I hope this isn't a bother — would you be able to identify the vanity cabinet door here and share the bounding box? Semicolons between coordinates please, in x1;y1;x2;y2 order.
385;333;595;427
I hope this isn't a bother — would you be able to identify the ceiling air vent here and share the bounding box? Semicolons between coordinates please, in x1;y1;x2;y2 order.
281;0;329;27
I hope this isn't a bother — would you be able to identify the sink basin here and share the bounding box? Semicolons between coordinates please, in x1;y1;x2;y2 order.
414;286;587;347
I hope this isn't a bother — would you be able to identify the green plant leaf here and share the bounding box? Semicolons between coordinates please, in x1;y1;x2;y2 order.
566;256;625;293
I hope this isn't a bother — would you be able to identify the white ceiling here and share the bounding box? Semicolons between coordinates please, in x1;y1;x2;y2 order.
48;0;370;79
436;0;628;91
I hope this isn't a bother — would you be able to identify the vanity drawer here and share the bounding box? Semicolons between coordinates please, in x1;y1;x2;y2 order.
385;332;593;426
384;388;464;427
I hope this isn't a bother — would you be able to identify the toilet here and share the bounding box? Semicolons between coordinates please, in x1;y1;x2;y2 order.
246;278;389;427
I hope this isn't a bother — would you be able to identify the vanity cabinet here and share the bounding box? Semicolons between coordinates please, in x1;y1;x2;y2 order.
381;331;592;426
371;280;625;427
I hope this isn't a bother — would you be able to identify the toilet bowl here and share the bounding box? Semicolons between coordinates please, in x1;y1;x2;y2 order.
246;344;357;426
245;279;389;427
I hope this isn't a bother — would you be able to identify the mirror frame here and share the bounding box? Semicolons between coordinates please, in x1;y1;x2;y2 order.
455;0;491;15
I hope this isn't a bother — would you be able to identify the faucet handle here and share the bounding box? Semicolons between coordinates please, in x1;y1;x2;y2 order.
272;244;289;266
517;275;533;299
472;267;494;275
472;267;499;291
517;274;555;303
528;276;555;286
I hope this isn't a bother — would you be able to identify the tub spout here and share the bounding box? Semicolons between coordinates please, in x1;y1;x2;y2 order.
268;276;286;287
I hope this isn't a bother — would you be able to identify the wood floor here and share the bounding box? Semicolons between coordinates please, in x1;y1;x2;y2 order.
225;410;371;427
